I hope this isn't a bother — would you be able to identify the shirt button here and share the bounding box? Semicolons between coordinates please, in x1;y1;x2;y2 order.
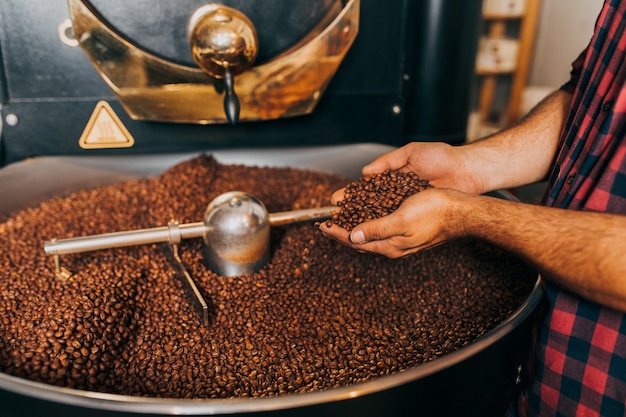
602;100;613;111
566;173;576;184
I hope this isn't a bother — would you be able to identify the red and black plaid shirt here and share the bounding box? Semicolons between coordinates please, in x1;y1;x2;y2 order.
523;0;626;415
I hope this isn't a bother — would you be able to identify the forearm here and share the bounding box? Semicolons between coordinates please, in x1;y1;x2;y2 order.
459;195;626;312
462;89;573;193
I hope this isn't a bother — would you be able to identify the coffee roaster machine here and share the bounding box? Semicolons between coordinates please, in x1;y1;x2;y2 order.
0;1;545;416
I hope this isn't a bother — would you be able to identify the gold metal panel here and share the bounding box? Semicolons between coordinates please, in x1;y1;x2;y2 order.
68;0;360;124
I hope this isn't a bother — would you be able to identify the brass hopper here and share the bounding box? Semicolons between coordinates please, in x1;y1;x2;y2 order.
67;0;360;124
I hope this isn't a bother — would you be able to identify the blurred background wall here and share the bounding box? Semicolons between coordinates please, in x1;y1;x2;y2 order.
524;0;603;111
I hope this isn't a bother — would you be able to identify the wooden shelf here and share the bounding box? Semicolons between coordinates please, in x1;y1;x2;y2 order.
476;69;516;76
483;12;526;20
469;0;541;141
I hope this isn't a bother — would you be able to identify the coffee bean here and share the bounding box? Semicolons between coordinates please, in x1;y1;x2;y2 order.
0;156;535;399
332;170;432;231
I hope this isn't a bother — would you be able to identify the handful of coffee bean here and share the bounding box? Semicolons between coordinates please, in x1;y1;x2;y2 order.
331;170;432;231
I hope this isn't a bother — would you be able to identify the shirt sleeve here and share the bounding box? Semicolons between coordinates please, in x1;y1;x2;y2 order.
560;49;587;94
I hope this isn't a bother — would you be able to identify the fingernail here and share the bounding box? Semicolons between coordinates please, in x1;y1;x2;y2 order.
350;230;366;244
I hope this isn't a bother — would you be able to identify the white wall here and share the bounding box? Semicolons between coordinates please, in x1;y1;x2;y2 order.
529;0;604;87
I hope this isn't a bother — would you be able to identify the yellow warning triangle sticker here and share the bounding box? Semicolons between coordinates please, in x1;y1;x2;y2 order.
79;101;135;149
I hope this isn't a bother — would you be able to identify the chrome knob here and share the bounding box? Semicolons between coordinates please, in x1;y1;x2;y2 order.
188;4;259;124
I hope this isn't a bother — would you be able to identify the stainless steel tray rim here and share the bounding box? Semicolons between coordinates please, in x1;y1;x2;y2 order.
0;280;543;414
0;144;544;414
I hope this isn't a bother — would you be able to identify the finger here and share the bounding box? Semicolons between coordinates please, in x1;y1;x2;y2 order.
320;222;389;254
362;156;397;175
349;227;437;259
320;219;416;258
318;221;351;244
362;145;413;175
344;239;408;258
349;215;399;244
330;188;346;205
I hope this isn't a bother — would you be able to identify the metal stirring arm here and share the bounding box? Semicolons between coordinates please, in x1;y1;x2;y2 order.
43;194;335;327
163;238;209;327
268;206;335;226
46;220;211;326
44;222;206;256
44;206;335;257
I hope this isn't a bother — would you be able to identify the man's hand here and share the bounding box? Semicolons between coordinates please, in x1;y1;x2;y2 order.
320;188;467;258
360;142;485;194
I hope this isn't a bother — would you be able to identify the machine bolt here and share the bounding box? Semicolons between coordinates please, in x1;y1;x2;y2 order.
5;113;18;126
58;18;79;47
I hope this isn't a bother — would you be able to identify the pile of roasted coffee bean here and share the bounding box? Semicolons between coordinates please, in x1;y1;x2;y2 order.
0;156;536;399
332;170;432;230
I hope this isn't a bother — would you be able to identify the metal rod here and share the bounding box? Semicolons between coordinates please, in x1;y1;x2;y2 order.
163;242;209;327
43;205;335;257
44;222;206;256
268;206;334;226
